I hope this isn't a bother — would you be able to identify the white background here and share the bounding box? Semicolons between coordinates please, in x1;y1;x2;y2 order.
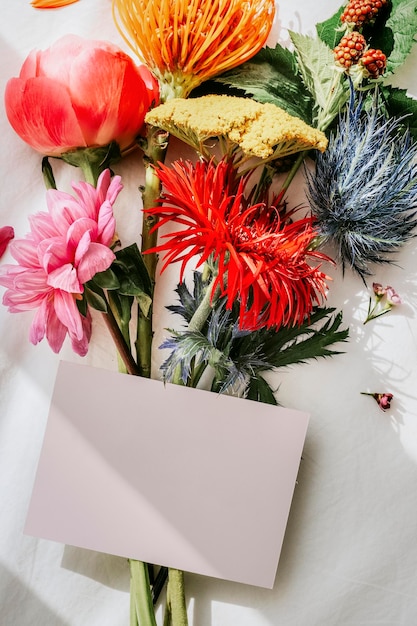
1;1;417;624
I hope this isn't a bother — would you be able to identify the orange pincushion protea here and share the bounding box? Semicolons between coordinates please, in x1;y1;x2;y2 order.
112;0;275;100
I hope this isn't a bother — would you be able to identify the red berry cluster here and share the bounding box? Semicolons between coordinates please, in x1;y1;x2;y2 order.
333;0;388;78
360;48;387;78
334;32;367;69
341;0;388;27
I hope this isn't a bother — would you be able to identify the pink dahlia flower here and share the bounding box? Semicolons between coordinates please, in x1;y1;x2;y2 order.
0;170;122;355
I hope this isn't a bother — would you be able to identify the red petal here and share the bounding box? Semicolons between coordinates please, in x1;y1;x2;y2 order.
5;77;86;154
0;226;14;259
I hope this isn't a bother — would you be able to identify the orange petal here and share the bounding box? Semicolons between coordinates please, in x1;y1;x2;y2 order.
31;0;79;8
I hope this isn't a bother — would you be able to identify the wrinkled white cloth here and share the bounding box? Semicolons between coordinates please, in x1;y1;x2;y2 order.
1;1;417;624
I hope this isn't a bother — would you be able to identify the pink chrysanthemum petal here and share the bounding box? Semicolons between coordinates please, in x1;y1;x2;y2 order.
67;219;97;259
53;289;83;340
70;309;92;357
44;303;68;353
97;201;117;245
47;189;88;230
30;297;49;346
47;263;82;292
9;238;40;267
76;243;115;285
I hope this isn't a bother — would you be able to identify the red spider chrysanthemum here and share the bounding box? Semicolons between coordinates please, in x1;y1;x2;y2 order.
146;159;332;330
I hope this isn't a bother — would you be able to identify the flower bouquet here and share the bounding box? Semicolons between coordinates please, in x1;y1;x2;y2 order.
1;0;417;624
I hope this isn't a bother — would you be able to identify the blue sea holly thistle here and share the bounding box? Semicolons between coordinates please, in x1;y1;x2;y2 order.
305;92;417;278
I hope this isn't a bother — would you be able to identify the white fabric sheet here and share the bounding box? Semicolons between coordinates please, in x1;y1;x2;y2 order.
1;1;417;624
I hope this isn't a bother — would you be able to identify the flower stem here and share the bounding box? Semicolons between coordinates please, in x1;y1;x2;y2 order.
130;560;157;626
189;277;219;333
167;569;188;626
279;151;308;196
130;573;139;626
101;305;140;376
136;125;169;378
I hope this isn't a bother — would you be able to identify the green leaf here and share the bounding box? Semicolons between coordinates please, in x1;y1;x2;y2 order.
41;157;57;190
289;31;348;129
229;307;349;374
245;376;278;405
316;5;344;49
92;267;120;290
385;0;417;74
113;244;153;297
84;284;108;312
76;294;88;317
381;85;417;139
136;292;153;318
167;271;213;324
264;310;349;369
107;290;133;332
215;44;314;123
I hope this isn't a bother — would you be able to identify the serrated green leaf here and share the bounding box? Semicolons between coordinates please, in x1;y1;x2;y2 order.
265;311;349;369
381;85;417;139
316;5;344;49
385;0;417;73
215;44;314;123
289;31;348;129
245;376;277;405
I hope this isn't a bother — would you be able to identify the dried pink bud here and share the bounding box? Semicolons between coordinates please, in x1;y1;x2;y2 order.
372;282;386;298
361;392;393;411
376;393;393;410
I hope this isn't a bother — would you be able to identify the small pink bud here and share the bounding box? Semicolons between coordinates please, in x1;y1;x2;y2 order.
385;286;401;306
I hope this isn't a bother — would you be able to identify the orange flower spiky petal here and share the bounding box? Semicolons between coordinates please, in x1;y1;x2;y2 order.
31;0;79;7
112;0;275;100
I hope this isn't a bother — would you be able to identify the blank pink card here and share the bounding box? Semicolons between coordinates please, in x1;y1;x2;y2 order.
25;361;309;588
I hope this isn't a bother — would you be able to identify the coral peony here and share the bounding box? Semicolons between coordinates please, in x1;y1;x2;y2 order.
0;170;122;355
4;35;159;156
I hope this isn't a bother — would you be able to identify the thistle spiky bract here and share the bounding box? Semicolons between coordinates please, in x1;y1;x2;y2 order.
160;272;349;404
306;89;417;279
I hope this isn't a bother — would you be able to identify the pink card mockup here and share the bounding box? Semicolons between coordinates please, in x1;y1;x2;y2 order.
25;361;309;588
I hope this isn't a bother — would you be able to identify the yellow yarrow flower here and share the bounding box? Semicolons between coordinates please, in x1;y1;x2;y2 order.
145;95;328;162
31;0;78;7
112;0;275;101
